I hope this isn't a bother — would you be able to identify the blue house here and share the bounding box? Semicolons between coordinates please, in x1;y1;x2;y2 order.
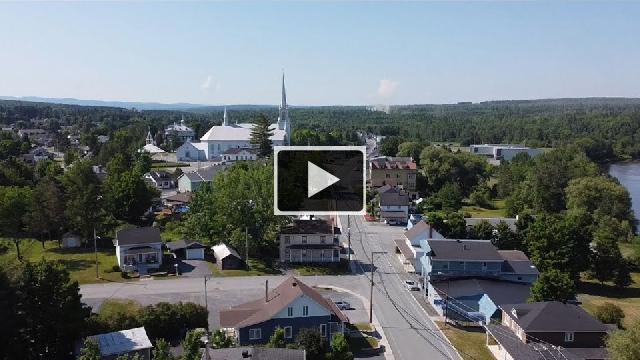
219;276;349;345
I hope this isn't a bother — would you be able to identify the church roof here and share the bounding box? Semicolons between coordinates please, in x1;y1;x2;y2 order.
140;143;165;154
200;123;286;142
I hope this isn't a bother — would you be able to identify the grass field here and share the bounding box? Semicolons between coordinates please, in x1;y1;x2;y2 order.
206;258;281;277
290;259;350;276
579;272;640;328
436;322;495;360
462;199;507;218
0;239;122;284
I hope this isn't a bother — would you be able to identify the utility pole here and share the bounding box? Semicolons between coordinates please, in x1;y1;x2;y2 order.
369;251;387;324
203;277;210;335
245;226;249;270
347;216;351;267
94;227;99;279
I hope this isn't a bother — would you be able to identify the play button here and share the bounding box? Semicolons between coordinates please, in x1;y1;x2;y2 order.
307;161;340;198
274;146;366;215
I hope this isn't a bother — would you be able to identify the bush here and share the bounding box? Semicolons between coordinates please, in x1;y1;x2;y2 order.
595;302;625;328
112;265;121;272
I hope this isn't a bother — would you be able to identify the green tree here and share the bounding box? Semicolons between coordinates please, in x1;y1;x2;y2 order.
591;217;628;283
0;186;32;259
78;339;102;360
469;185;492;208
397;141;427;163
26;177;64;247
325;333;353;360
210;329;234;349
420;146;488;196
492;221;522;250
103;168;157;224
607;320;640;360
62;160;102;240
594;302;625;328
426;182;463;211
379;136;402;156
566;176;635;229
295;328;326;360
250;114;274;158
529;269;576;302
181;329;203;360
267;327;286;348
153;338;175;360
470;220;494;240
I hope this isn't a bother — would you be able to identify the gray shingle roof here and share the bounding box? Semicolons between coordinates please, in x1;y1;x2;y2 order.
165;240;207;251
501;302;608;333
426;239;502;261
499;250;539;275
182;164;228;183
116;227;161;246
280;219;341;235
431;278;532;305
486;324;581;360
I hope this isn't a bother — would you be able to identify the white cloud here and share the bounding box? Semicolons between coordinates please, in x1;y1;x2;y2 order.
377;79;399;99
201;75;213;89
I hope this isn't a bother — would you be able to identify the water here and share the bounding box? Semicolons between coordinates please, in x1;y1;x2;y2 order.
609;162;640;221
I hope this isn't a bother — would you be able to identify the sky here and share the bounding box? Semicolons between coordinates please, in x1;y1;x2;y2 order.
0;1;639;106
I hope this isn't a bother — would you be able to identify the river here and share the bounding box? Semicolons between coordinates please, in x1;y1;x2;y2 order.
609;161;640;221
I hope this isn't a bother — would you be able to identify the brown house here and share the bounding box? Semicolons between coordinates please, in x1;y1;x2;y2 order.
486;302;610;360
369;157;418;194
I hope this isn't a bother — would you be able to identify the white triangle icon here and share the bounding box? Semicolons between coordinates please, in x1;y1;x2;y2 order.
307;161;340;198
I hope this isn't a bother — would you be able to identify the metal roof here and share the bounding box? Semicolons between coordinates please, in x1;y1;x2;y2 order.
89;327;152;357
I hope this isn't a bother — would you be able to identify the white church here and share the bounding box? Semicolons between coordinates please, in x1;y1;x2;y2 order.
176;75;292;162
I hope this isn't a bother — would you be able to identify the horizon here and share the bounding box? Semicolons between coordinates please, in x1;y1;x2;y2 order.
1;2;639;105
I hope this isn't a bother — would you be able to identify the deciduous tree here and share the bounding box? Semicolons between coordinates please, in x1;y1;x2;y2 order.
529;269;576;302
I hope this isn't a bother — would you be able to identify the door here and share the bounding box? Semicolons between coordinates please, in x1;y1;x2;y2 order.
186;248;204;260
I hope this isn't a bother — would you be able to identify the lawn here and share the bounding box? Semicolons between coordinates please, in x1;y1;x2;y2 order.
462;199;507;218
290;259;350;276
0;239;122;284
435;322;495;360
347;334;379;354
206;258;281;277
578;272;640;328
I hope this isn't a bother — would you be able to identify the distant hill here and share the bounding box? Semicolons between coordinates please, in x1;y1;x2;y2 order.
0;96;207;111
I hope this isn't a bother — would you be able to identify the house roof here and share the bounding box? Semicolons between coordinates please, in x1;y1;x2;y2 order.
465;217;517;231
404;220;432;241
280;219;341;235
88;327;152;357
140;143;165;154
379;187;410;206
370;157;417;170
164;192;193;203
212;243;241;260
202;347;305;360
116;227;161;246
166;240;207;251
147;171;171;182
501;302;608;333
200;123;286;142
431;278;532;306
426;239;503;261
221;147;255;155
486;324;580;360
219;276;348;329
394;239;415;260
181;164;228;183
499;250;539;275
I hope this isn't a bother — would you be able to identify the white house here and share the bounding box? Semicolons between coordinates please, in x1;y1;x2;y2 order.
394;220;444;273
144;171;173;189
164;116;195;143
113;227;163;274
469;144;543;162
176;75;292;162
221;147;257;162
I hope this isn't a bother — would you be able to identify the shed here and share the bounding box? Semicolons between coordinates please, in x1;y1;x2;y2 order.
212;243;244;270
166;240;207;260
87;327;152;360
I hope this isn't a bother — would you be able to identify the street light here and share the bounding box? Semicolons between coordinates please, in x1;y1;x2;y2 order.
94;195;103;279
203;276;211;336
369;251;387;324
347;216;351;267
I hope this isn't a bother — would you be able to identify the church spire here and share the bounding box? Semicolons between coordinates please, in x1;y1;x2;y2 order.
145;128;153;145
277;72;289;132
223;106;229;126
281;72;287;110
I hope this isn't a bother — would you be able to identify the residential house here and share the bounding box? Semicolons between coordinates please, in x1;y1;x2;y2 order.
166;240;207;260
21;146;54;163
470;144;543;163
279;218;341;264
113;227;163;274
202;346;306;360
394;220;444;274
163;192;193;213
419;239;538;283
87;327;152;360
176;141;209;162
369;156;418;195
486;302;610;360
177;164;228;192
144;170;174;189
212;243;245;270
406;214;425;230
377;185;410;225
221;147;257;162
219;276;348;345
165;116;195;143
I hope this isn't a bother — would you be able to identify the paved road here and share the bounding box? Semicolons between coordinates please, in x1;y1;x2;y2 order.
341;214;459;360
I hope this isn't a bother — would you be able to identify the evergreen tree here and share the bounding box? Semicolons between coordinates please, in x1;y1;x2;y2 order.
250;114;274;158
0;186;32;259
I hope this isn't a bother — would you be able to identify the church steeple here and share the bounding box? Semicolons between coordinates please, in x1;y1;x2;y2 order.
277;72;291;144
145;128;154;145
223;106;229;126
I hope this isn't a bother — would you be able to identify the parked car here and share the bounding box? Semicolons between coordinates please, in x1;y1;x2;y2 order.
404;280;420;291
333;300;351;310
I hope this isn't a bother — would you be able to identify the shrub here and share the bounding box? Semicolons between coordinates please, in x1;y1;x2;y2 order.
112;265;121;272
595;302;625;328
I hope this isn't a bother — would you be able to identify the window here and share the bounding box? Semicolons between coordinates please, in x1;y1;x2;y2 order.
284;326;293;339
249;328;262;340
302;236;307;244
320;236;326;243
320;324;327;337
564;332;574;342
287;307;293;317
302;250;307;257
385;173;390;178
396;174;400;178
284;236;290;244
303;305;309;316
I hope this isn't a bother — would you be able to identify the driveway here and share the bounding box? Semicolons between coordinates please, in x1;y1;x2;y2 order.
179;260;213;278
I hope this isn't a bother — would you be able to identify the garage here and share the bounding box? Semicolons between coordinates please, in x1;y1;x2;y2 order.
166;240;207;260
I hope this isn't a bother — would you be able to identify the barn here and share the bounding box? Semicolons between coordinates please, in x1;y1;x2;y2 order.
166;240;207;260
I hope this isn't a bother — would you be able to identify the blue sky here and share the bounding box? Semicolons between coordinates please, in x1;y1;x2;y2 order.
0;1;638;105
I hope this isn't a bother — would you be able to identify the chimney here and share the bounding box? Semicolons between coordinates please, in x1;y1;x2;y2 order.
428;224;433;238
265;280;269;302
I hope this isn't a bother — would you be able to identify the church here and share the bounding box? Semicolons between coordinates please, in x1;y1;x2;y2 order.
176;75;292;162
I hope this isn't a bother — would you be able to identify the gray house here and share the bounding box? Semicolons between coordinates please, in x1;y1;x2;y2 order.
220;276;348;345
177;164;228;192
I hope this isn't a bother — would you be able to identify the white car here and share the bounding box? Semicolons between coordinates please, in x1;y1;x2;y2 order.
333;300;351;310
404;280;420;291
